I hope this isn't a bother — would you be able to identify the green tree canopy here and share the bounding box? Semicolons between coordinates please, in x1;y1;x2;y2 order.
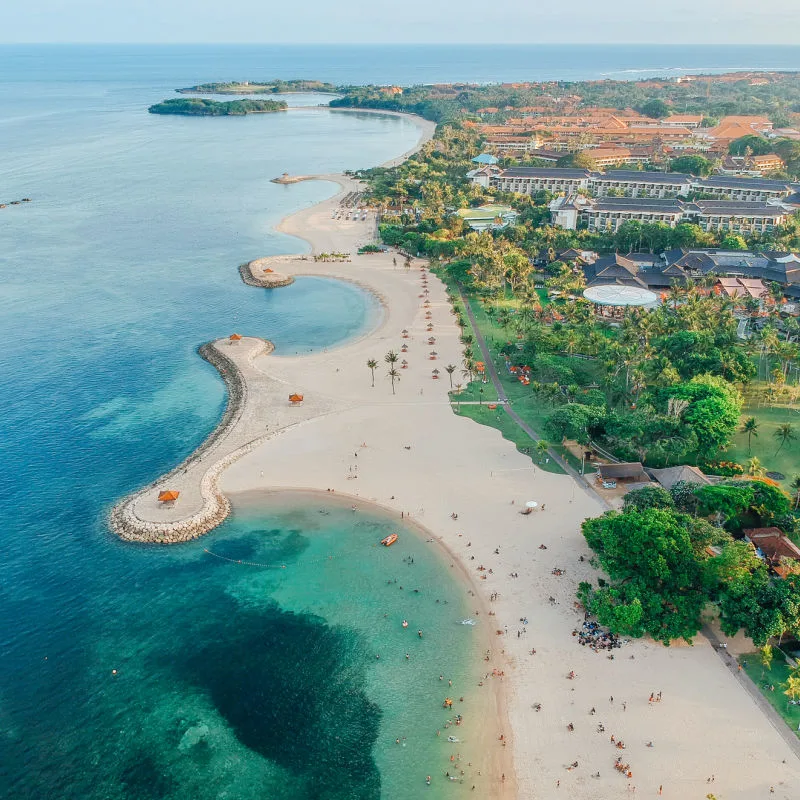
669;154;713;176
580;507;720;644
661;375;742;458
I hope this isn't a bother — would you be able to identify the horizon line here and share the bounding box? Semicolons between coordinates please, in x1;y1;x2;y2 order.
2;41;800;47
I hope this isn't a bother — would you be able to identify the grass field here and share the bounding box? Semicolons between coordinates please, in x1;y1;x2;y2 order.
740;655;800;737
727;404;800;490
440;279;594;476
454;403;565;475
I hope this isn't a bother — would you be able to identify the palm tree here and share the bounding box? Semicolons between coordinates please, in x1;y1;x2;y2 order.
536;440;549;462
367;359;378;388
774;423;796;455
741;417;759;455
385;350;399;368
746;456;767;478
387;367;400;395
445;364;456;388
791;475;800;510
454;383;463;412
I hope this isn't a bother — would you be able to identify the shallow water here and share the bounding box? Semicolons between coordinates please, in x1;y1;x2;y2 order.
3;498;483;799
0;49;487;799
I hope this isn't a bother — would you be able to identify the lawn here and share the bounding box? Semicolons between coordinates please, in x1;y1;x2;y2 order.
454;403;565;475
727;404;800;490
740;654;800;737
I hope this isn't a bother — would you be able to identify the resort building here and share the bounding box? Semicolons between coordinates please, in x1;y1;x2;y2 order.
469;165;798;203
580;197;687;231
744;527;800;579
549;194;790;235
563;248;800;299
590;170;692;198
694;175;796;201
483;136;544;154
488;167;592;194
687;200;789;234
719;154;786;177
660;114;704;129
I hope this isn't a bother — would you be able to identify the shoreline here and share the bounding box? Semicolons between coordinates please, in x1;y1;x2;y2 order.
107;104;435;545
108;102;800;799
226;485;514;796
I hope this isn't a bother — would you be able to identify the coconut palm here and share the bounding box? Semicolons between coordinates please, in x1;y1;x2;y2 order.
746;456;767;478
385;350;399;367
445;364;457;388
774;423;796;454
367;358;378;388
791;474;800;510
536;440;550;461
387;367;400;395
740;417;759;455
454;383;463;412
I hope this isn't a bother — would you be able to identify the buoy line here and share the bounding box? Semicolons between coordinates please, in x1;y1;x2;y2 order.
202;548;337;568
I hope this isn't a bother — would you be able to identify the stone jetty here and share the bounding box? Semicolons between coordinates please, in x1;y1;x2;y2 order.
108;335;340;543
239;258;294;288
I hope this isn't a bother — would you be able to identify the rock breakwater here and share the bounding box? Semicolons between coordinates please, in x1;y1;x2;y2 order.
239;259;294;288
109;337;274;544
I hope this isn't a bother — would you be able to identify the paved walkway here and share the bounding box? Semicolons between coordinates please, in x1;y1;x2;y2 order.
457;285;609;509
703;624;800;759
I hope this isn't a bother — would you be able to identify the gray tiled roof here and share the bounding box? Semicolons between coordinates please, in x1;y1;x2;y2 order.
500;167;589;179
595;170;691;184
696;176;794;192
592;197;684;213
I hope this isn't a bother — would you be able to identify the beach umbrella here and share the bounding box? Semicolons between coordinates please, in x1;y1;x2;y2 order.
288;393;304;404
401;359;408;368
430;350;438;356
401;343;408;352
428;337;436;344
432;369;440;379
526;501;538;509
158;490;180;503
229;333;242;342
263;267;274;273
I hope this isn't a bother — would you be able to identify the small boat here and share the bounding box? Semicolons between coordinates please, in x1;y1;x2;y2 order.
381;533;399;547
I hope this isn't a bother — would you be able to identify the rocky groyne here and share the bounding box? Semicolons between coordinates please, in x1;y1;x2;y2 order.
239;260;295;288
109;337;274;544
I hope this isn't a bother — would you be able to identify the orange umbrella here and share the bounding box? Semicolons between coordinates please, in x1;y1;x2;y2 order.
289;393;304;403
229;333;243;341
158;490;180;502
263;267;274;273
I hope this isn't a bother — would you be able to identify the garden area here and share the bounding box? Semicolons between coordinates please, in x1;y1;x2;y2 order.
740;654;800;737
727;403;800;492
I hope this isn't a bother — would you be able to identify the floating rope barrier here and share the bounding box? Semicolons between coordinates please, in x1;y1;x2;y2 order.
203;548;342;568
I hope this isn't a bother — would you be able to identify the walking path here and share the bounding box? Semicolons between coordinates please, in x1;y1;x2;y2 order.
457;285;610;509
703;624;800;759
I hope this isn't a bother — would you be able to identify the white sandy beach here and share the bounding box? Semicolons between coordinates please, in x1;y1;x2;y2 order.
115;114;800;798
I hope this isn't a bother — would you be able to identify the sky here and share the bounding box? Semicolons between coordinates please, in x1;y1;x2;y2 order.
2;0;800;45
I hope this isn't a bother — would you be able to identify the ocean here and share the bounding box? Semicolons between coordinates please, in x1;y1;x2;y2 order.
2;43;800;799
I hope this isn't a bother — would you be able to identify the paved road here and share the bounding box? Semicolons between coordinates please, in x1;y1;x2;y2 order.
457;285;609;509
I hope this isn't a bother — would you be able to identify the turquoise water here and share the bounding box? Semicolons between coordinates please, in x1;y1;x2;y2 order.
15;497;483;799
0;53;466;799
5;43;800;798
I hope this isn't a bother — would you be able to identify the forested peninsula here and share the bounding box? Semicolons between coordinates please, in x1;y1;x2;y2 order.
177;80;338;95
148;98;287;116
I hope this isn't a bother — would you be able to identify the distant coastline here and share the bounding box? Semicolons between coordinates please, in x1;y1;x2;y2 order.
176;79;339;95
